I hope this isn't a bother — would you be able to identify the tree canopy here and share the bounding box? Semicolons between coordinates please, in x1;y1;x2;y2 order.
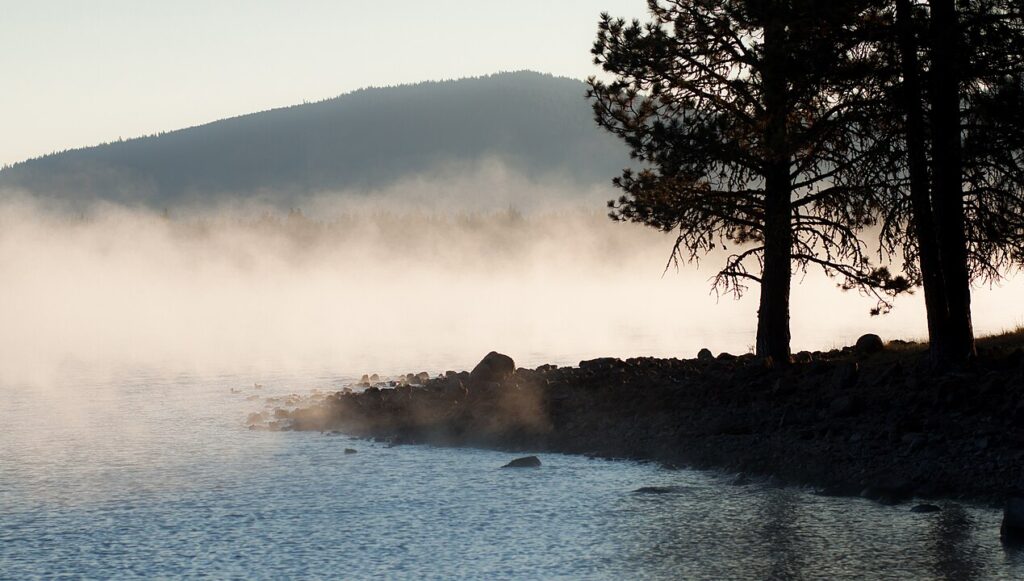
588;0;908;362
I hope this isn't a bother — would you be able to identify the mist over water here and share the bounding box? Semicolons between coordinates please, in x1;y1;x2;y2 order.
2;167;1022;389
3;167;1024;579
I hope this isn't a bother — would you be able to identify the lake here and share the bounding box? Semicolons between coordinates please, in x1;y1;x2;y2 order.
3;368;1022;580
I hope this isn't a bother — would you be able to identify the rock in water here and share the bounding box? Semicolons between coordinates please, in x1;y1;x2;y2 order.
633;486;683;494
470;352;515;386
344;448;358;454
502;456;541;468
1002;496;1024;542
911;504;941;513
697;348;714;361
855;334;885;355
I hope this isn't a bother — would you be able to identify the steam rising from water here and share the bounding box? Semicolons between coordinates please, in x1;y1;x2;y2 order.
1;167;1022;391
1;167;1023;499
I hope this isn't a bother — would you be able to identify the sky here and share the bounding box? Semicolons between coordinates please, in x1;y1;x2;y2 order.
0;0;648;167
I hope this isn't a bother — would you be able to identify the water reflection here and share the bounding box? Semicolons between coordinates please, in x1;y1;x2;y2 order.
605;474;1019;580
929;504;984;580
757;489;806;580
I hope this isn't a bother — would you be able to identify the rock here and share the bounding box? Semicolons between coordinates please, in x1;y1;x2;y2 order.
441;377;468;398
832;362;860;390
579;358;625;371
633;486;683;494
416;371;430;383
911;504;941;513
855;334;885;355
470;352;516;386
1002;496;1024;542
344;448;358;454
793;351;813;364
830;396;857;417
697;348;714;361
502;455;541;468
716;352;737;361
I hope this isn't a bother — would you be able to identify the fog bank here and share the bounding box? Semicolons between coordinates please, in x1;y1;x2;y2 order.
1;190;1022;390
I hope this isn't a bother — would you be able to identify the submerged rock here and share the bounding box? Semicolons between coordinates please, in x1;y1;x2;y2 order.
344;448;358;454
470;352;515;386
911;504;941;513
633;486;684;494
502;456;541;468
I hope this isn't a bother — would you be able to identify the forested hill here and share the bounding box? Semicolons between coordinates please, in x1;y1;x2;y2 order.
0;71;629;207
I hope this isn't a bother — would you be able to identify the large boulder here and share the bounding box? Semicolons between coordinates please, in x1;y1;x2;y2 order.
1002;496;1024;542
469;352;515;386
697;348;714;361
855;334;885;355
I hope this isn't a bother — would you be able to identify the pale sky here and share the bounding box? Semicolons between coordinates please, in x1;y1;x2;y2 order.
0;1;648;167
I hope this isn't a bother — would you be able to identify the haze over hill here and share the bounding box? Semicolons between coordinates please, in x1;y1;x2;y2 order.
0;71;629;209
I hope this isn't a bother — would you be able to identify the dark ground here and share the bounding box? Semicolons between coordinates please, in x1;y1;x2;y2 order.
273;333;1024;505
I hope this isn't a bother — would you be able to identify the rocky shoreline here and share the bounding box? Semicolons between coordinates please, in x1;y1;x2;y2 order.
273;336;1024;507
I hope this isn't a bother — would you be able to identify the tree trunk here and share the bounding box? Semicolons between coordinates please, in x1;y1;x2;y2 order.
755;11;793;364
757;171;793;364
896;0;950;365
928;0;976;363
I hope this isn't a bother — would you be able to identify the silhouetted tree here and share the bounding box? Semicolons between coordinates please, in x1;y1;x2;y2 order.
588;0;907;363
870;0;1024;366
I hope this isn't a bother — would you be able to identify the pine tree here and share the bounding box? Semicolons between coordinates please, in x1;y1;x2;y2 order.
588;0;907;363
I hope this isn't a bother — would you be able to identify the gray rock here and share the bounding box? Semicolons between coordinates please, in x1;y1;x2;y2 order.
470;352;515;386
344;448;358;454
502;455;541;468
855;334;885;355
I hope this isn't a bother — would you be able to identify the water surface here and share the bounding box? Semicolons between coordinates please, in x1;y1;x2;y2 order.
2;370;1022;580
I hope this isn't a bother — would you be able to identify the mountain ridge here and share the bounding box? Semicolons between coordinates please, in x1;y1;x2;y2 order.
0;71;629;208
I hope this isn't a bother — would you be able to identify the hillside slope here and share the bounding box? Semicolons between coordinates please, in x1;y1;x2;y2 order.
0;72;629;207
